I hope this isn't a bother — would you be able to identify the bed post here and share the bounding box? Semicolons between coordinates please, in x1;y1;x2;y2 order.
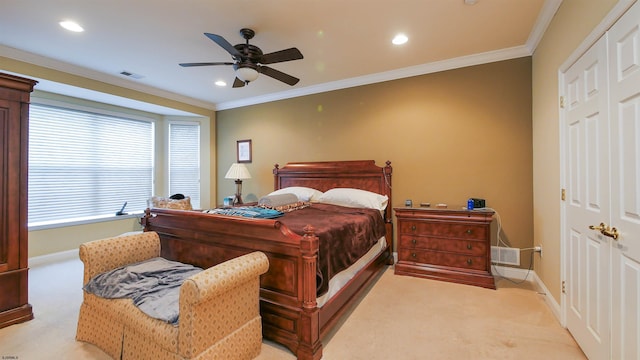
298;225;322;360
140;208;152;231
273;164;280;190
383;161;394;265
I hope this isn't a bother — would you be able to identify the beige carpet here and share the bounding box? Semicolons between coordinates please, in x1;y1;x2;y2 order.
0;257;585;359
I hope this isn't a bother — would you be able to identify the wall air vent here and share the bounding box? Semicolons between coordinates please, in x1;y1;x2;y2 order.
491;246;520;266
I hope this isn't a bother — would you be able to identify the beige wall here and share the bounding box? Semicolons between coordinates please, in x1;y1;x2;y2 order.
217;57;534;265
532;0;619;302
29;218;143;257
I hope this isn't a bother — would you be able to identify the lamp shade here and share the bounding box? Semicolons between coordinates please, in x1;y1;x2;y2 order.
225;163;252;180
235;67;259;82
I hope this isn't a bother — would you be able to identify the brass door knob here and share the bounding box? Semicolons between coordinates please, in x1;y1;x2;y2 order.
589;222;619;240
589;222;607;231
602;226;619;240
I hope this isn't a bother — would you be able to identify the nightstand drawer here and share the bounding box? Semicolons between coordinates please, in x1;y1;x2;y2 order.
398;235;486;256
398;249;487;271
399;222;486;240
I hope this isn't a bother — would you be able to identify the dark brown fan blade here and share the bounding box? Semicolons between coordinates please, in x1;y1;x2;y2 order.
259;66;300;86
179;62;234;67
204;33;242;58
260;48;303;64
232;77;246;88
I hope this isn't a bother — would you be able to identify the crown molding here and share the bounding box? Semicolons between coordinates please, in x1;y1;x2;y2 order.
525;0;563;53
218;0;565;111
0;45;216;113
216;45;531;110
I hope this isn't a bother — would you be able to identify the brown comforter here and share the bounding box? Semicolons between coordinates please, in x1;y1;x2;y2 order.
278;203;386;296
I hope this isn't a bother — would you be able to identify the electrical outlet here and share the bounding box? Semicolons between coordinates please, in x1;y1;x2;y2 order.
534;245;543;257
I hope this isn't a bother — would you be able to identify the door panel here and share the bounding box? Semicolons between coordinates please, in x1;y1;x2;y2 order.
609;2;640;358
585;235;605;338
564;34;611;360
617;257;639;359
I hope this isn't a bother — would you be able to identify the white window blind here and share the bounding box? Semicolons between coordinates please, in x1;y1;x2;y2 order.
28;103;154;227
168;122;200;209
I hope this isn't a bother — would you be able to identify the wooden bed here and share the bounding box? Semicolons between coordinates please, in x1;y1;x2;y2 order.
141;160;393;360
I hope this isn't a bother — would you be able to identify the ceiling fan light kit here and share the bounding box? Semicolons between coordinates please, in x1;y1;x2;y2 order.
235;65;259;82
180;28;303;88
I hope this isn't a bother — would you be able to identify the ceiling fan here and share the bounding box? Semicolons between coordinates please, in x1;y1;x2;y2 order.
179;28;303;88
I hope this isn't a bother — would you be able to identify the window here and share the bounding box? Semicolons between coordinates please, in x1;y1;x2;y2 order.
28;103;154;228
168;122;200;209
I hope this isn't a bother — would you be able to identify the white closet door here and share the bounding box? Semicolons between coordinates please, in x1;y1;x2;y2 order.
609;2;640;359
563;34;611;360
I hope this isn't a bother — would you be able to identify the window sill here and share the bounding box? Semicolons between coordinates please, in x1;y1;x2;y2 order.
28;211;144;231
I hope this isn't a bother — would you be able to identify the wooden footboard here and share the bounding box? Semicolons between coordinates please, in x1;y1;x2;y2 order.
143;160;393;360
141;208;324;357
142;207;389;360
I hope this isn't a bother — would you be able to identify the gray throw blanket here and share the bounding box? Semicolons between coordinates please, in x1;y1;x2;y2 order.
83;257;202;325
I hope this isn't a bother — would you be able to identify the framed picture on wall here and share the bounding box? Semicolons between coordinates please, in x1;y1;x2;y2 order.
237;139;252;163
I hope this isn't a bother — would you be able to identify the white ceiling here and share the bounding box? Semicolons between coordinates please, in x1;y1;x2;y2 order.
0;0;560;115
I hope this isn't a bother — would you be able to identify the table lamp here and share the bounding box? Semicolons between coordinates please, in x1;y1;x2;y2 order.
224;163;251;205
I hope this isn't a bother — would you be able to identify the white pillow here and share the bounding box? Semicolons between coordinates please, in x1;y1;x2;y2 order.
317;188;388;211
268;186;324;202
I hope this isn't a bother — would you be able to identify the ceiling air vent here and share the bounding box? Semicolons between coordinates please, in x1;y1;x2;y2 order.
119;71;144;79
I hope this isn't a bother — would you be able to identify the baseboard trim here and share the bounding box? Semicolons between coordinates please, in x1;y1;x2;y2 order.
491;264;535;282
29;249;78;268
531;271;562;324
492;264;563;324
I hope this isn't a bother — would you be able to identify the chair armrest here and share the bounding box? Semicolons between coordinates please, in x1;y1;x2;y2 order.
180;251;269;304
79;231;161;284
178;251;269;357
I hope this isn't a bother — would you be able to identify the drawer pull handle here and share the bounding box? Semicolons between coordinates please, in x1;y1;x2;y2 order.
411;253;417;258
411;239;417;245
467;259;472;265
466;229;473;235
467;243;472;250
411;225;417;231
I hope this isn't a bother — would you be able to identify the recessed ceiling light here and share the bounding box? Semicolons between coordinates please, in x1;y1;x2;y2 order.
392;33;408;45
214;80;227;87
59;20;84;32
464;0;478;5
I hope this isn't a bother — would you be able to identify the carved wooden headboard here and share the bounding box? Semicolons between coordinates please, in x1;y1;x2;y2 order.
273;160;393;222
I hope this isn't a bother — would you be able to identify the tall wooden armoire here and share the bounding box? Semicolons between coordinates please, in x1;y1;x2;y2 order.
0;73;37;328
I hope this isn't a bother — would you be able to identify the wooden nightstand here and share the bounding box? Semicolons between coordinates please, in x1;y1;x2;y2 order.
394;207;496;289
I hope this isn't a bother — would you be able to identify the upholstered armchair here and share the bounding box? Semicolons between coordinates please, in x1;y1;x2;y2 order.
76;231;269;359
149;196;193;210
